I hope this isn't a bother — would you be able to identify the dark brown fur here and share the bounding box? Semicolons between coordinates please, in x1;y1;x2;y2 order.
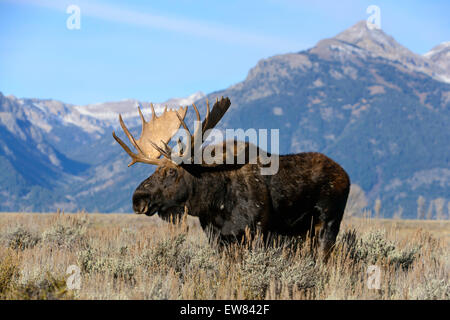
132;141;350;256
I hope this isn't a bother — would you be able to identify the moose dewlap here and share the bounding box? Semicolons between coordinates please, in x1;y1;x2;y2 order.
113;97;350;256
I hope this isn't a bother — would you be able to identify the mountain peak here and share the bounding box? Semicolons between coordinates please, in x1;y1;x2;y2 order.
334;20;403;56
424;41;450;58
309;21;450;82
424;42;450;78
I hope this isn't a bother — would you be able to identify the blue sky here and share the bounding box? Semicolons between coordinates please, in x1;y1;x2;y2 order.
0;0;448;105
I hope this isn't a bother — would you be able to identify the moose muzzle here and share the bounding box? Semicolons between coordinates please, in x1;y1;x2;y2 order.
132;191;157;216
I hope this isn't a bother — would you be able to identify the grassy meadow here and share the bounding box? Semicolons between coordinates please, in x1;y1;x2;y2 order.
0;211;448;300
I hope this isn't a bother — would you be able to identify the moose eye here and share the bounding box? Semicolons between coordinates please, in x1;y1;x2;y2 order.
167;168;176;177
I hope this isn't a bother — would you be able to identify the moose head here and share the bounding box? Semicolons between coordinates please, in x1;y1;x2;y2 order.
112;97;231;221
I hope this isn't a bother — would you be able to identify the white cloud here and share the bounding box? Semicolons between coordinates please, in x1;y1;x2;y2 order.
10;0;298;49
273;107;283;116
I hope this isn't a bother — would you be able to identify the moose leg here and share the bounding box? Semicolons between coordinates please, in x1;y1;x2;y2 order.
198;212;252;248
313;201;345;261
315;220;341;261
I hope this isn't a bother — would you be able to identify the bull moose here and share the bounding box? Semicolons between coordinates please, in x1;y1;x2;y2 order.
113;97;350;256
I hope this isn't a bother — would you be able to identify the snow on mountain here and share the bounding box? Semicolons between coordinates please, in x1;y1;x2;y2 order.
73;91;206;127
10;91;206;138
424;41;450;82
163;91;206;108
424;41;450;58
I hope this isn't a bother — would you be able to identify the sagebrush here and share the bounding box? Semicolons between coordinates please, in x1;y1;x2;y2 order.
0;212;448;300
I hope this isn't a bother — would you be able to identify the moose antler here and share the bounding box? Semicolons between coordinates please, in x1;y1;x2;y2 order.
113;103;187;167
175;97;231;159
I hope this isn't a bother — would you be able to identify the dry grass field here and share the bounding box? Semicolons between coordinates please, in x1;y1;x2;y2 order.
0;211;448;300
